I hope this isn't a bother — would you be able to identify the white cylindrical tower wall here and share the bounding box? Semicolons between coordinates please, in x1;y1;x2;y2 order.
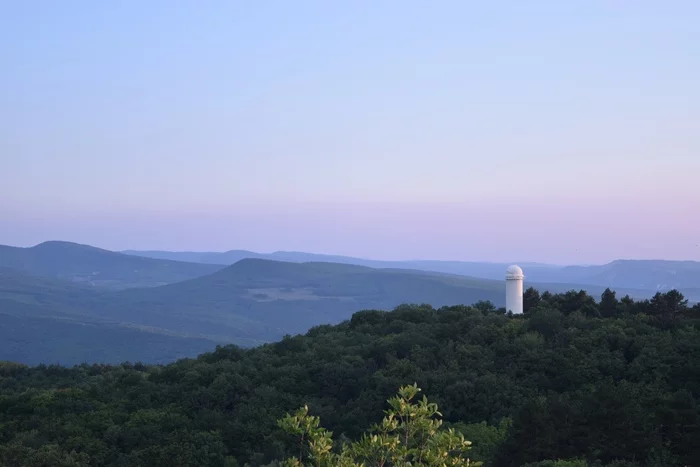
505;265;524;314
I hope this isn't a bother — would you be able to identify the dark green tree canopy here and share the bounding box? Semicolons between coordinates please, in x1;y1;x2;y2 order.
0;288;697;466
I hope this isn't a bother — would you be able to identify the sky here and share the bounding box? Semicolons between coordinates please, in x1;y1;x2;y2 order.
2;1;699;264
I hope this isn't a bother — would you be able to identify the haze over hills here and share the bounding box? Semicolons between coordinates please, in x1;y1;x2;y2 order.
124;248;700;293
0;241;223;289
3;244;696;365
122;248;557;273
3;1;698;463
104;259;508;341
2;240;698;366
0;268;218;365
0;311;216;366
1;258;510;364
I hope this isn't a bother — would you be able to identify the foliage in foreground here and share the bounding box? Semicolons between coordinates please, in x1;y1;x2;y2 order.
277;384;480;466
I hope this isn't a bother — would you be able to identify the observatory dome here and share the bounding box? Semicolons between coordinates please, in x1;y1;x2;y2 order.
505;265;524;280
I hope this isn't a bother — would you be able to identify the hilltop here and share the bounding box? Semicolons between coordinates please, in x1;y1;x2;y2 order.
68;259;510;346
0;241;222;289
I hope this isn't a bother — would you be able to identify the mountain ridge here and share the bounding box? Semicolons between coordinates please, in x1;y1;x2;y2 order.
2;241;699;364
0;241;223;289
123;247;700;292
4;254;695;365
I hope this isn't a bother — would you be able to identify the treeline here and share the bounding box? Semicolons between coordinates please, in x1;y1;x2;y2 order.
0;288;698;466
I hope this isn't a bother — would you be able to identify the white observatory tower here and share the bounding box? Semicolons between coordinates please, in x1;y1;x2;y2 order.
505;265;524;314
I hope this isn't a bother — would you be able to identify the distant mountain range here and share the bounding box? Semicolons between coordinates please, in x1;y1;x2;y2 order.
1;256;510;364
123;248;700;292
1;240;698;365
122;248;558;276
1;241;222;289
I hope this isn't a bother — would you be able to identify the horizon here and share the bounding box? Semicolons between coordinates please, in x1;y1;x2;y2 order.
3;238;699;267
3;2;699;264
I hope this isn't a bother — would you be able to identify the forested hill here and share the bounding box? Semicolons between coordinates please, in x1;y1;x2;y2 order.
0;289;698;466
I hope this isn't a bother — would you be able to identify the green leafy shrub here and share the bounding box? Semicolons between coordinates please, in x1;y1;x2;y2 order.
277;384;482;466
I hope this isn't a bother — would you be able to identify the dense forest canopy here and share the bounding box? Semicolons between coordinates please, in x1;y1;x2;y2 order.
0;288;698;466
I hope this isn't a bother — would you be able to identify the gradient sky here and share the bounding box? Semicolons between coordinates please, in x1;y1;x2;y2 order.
2;1;699;264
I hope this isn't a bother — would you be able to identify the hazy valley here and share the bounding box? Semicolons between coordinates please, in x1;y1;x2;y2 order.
124;247;700;293
1;240;698;366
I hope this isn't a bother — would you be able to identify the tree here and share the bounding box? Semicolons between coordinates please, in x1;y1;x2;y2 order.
277;384;481;466
520;461;587;467
473;301;497;314
649;290;688;317
523;288;541;314
690;302;700;318
558;290;596;315
645;290;691;329
599;288;619;318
